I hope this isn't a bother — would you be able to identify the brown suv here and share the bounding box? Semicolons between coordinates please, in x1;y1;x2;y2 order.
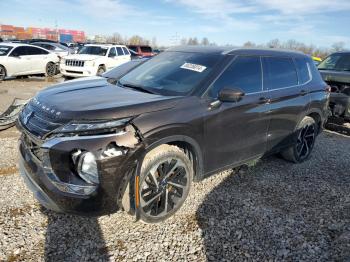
17;46;329;223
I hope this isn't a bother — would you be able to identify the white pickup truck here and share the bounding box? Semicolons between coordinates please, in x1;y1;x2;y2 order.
59;44;131;78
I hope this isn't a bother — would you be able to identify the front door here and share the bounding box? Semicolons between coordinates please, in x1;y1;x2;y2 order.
203;55;270;174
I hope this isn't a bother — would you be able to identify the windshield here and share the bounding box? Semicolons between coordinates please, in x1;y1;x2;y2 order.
78;46;108;56
318;53;350;71
140;46;152;53
119;51;222;96
0;45;13;56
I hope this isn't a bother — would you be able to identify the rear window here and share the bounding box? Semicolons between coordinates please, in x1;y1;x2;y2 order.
295;58;311;84
116;47;124;56
140;46;152;53
122;47;130;55
263;57;298;90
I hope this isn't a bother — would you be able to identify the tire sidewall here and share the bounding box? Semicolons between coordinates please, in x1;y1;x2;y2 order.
139;147;193;223
0;65;6;80
97;66;105;76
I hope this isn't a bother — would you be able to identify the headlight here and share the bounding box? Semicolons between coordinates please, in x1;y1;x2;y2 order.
77;152;98;184
53;118;132;135
85;60;95;67
61;58;66;64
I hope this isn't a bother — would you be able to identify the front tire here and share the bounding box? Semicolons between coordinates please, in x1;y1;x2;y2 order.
138;145;193;223
281;116;317;163
0;65;6;80
97;66;106;76
45;62;56;77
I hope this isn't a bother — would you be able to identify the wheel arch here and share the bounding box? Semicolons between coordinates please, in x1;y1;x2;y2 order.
143;135;204;182
305;108;325;133
0;64;7;78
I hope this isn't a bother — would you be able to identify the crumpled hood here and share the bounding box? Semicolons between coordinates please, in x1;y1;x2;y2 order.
64;54;102;61
34;77;181;120
320;70;350;84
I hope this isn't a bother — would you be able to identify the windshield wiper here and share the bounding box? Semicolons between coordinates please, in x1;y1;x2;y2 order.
117;81;154;94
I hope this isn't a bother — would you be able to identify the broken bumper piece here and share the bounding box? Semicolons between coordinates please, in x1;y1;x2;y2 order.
18;122;143;216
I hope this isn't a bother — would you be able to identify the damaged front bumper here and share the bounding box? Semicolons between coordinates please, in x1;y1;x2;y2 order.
18;121;144;216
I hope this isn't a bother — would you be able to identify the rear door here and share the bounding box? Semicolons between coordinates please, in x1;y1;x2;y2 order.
204;55;270;173
25;46;50;74
122;47;131;62
106;47;118;69
262;56;310;152
116;47;127;65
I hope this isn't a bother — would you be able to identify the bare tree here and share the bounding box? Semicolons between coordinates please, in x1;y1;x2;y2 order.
332;42;345;52
243;41;256;48
267;38;281;49
201;37;209;46
106;33;123;44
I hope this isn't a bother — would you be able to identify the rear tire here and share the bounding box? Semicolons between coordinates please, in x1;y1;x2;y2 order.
45;62;56;77
97;66;106;76
138;145;193;223
0;65;6;80
281;116;317;163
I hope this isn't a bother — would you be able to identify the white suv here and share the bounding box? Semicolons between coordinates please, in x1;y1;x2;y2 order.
60;44;131;78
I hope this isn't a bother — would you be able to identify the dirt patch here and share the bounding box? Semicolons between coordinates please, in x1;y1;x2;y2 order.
0;166;18;176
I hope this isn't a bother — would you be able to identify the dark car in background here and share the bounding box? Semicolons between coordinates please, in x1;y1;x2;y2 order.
127;45;154;57
17;46;328;223
318;52;350;121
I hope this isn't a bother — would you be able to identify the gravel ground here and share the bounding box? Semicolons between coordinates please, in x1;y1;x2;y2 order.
0;79;349;261
0;76;62;112
0;129;349;261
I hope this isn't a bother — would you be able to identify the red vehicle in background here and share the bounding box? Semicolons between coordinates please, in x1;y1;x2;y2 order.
127;45;154;58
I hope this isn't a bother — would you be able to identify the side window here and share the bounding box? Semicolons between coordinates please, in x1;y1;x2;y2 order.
116;47;124;56
294;58;311;84
263;57;298;90
108;47;116;57
122;47;130;55
10;46;28;56
27;46;48;55
208;56;262;98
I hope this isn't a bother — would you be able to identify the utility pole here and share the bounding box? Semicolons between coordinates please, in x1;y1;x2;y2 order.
170;32;180;46
55;19;58;42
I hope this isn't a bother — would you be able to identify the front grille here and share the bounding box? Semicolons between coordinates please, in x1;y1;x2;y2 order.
20;102;66;138
65;59;85;67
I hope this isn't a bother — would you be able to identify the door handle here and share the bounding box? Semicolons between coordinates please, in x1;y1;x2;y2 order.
300;90;307;96
259;97;271;104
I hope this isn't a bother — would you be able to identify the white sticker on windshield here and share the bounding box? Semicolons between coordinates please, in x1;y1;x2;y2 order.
180;63;207;73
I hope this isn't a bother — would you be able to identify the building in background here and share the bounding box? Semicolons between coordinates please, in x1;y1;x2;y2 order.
0;24;86;43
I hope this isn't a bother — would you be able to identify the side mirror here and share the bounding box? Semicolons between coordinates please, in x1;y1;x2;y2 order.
218;87;245;102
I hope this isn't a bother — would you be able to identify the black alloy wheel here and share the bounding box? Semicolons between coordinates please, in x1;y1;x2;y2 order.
46;62;56;77
139;145;193;223
281;116;317;163
295;123;316;161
